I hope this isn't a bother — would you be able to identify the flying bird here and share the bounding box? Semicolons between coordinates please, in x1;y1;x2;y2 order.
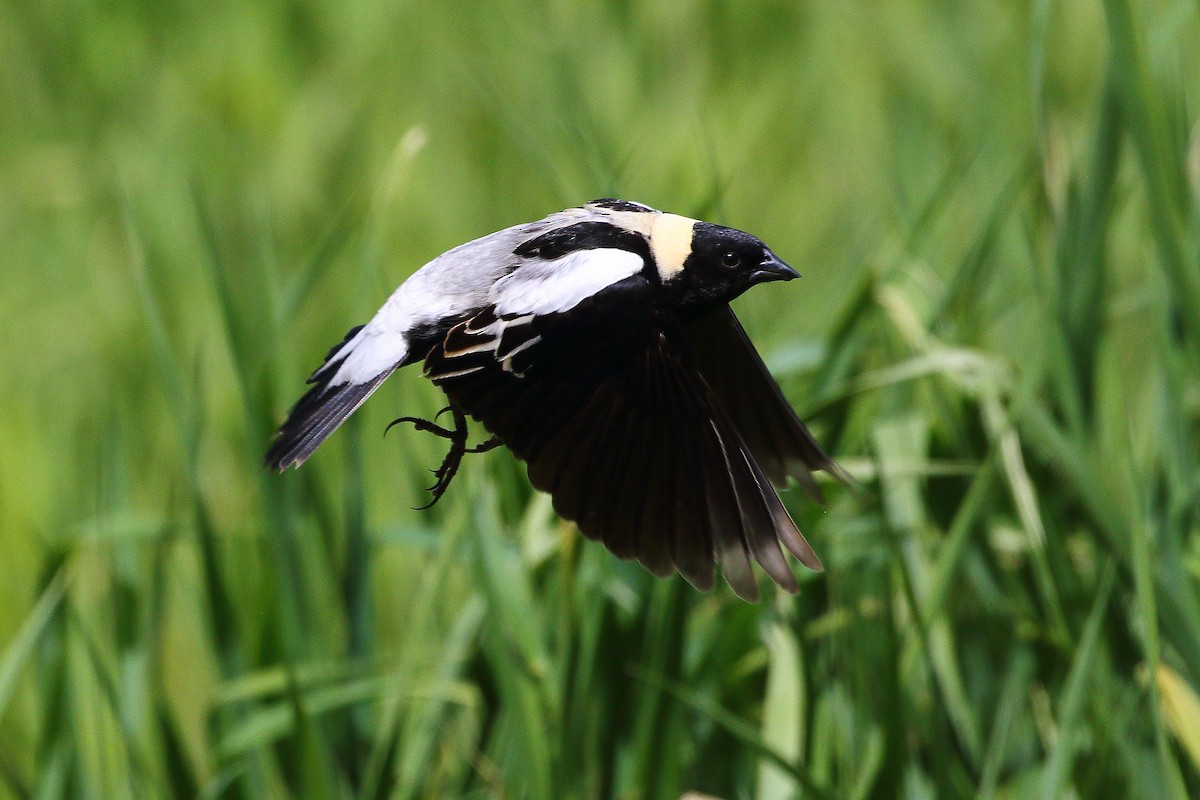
266;199;845;600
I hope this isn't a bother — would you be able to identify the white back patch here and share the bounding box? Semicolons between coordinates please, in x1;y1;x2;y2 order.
490;248;644;317
328;328;408;386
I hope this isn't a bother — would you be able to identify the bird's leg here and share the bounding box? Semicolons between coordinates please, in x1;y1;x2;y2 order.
420;405;473;508
386;405;497;509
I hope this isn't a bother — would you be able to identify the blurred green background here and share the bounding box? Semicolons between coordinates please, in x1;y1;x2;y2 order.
2;0;1200;798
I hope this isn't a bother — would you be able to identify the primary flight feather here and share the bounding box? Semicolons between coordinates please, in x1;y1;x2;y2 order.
266;199;845;601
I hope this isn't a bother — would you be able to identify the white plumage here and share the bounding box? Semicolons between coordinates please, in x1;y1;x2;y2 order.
491;248;644;317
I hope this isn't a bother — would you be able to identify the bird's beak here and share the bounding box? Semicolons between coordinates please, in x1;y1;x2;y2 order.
750;252;800;284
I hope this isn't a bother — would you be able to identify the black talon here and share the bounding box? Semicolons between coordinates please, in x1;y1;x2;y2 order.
387;405;496;509
384;414;455;439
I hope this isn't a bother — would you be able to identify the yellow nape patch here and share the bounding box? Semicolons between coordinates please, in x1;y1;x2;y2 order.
598;206;696;281
649;214;697;281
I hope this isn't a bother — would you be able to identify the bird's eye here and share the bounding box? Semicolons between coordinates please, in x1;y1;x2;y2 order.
721;251;741;268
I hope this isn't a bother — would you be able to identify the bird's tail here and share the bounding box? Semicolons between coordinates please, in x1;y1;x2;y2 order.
264;325;395;470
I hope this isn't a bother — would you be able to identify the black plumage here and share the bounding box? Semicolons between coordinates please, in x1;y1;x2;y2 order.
425;274;834;600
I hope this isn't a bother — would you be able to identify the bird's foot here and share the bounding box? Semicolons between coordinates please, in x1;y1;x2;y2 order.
386;406;498;509
384;405;456;439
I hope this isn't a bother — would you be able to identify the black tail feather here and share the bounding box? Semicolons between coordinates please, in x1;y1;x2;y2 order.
265;366;392;470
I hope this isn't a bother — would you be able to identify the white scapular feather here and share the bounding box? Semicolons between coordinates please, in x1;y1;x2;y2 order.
490;248;644;317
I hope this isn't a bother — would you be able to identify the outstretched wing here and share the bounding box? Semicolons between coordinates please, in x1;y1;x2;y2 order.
683;306;848;499
427;278;822;600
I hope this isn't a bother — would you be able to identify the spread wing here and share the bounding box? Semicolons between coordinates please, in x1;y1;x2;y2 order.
425;273;822;600
683;306;848;499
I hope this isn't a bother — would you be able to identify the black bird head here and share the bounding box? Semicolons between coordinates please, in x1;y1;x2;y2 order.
659;221;798;310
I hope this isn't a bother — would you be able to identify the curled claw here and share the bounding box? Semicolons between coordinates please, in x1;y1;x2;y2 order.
384;415;455;439
385;406;459;439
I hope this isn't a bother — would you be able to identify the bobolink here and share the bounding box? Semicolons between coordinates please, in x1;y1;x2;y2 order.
266;199;845;600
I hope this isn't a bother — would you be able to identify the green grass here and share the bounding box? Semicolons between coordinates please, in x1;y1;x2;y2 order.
2;0;1199;797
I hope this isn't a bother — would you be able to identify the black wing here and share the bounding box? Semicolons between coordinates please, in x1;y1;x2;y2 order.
426;281;821;600
682;306;848;500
